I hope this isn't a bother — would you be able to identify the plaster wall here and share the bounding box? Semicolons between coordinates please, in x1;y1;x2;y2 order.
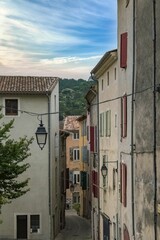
0;95;50;239
98;58;119;240
135;0;160;238
118;0;133;238
0;86;59;239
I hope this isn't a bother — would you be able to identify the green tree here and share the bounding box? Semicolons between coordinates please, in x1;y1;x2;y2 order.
0;116;33;208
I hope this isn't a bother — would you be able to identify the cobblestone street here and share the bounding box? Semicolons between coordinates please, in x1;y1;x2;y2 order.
55;209;92;240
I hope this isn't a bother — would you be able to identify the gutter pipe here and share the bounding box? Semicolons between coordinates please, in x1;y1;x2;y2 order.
131;0;136;238
46;92;52;238
153;0;157;239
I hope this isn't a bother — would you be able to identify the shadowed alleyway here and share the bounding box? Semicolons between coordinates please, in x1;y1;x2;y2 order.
55;209;92;240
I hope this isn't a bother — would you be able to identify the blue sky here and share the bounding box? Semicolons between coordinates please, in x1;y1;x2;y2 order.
0;0;117;80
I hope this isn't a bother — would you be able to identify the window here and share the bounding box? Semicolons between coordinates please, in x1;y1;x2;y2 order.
120;163;127;207
120;32;127;68
115;114;117;128
66;168;69;189
30;215;40;233
101;79;104;90
113;168;116;190
73;148;79;160
54;95;57;112
121;95;127;138
5;99;18;116
80;171;87;190
114;68;116;80
73;132;79;139
73;171;80;184
107;72;109;86
90;126;95;152
92;170;98;198
105;110;111;137
100;113;104;137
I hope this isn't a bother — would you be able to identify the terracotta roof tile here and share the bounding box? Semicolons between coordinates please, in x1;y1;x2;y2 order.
0;76;59;95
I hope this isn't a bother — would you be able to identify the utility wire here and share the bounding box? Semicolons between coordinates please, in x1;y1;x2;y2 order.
0;84;154;117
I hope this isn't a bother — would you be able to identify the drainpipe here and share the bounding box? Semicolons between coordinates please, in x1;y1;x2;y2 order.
95;78;100;240
153;0;157;239
131;0;136;238
46;92;52;238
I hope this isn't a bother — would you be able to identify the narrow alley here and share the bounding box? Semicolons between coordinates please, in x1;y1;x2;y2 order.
55;209;92;240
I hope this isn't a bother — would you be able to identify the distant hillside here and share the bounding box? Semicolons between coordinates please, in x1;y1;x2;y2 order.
59;78;93;120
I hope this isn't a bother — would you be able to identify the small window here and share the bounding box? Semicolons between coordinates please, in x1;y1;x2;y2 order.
120;163;127;207
107;72;109;86
115;114;117;128
30;215;40;233
54;95;56;112
73;132;79;139
100;113;104;137
73;171;80;184
121;95;127;138
105;110;111;137
114;68;116;80
73;148;79;160
5;99;18;116
101;79;104;91
113;168;116;190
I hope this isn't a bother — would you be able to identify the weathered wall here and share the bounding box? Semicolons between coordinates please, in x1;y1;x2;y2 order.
135;0;160;238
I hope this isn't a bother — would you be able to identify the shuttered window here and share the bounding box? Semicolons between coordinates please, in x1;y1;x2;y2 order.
92;170;98;198
120;163;127;207
121;95;127;138
90;126;95;152
66;168;69;189
100;113;104;137
73;171;80;184
120;32;127;68
105;110;111;137
82;146;87;162
73;148;79;160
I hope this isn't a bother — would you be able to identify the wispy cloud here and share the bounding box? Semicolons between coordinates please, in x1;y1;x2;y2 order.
0;0;117;79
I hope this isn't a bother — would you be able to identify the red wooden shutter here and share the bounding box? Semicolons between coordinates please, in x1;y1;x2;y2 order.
94;126;97;153
123;95;127;138
120;32;128;68
90;126;95;152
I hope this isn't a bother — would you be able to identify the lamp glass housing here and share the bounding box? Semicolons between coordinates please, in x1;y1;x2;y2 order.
35;121;47;150
101;164;108;178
